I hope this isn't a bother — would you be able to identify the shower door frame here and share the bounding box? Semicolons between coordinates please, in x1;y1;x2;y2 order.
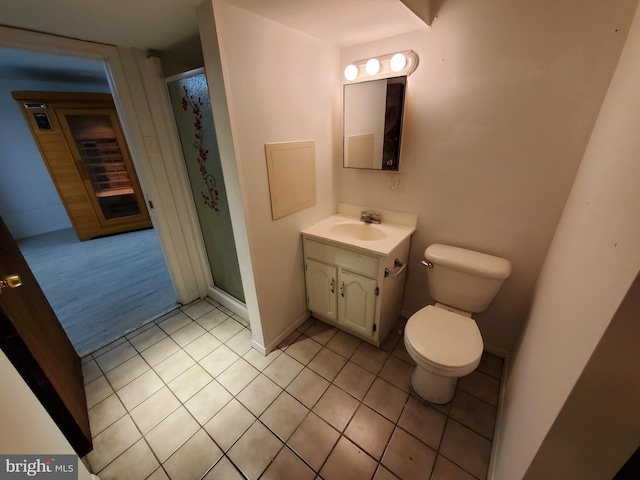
162;67;248;318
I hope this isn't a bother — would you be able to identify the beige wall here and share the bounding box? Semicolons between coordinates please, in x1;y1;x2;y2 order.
0;352;93;479
493;1;640;476
206;0;340;349
203;0;637;354
338;0;637;352
523;274;640;479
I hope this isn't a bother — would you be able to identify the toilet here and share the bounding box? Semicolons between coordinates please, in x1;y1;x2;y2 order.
404;244;511;404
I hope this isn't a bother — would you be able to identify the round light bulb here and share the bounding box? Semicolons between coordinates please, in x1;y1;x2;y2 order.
390;53;407;72
365;58;381;76
344;64;358;81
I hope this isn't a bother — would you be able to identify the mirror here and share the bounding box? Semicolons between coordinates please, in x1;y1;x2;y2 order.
343;76;406;171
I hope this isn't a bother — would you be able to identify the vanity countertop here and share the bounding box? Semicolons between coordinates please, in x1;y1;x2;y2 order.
301;214;416;256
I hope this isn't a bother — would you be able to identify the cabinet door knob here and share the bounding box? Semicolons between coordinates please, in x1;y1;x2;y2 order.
340;281;345;297
330;278;335;294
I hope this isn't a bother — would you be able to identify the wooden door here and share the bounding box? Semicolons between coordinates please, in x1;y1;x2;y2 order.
0;217;91;455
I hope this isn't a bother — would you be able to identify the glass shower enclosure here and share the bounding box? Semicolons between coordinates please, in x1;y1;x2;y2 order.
166;69;245;303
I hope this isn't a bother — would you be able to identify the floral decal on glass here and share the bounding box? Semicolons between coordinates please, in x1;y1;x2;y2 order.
181;86;219;211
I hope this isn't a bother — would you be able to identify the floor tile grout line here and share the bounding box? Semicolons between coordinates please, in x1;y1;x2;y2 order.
138;305;265;474
92;319;217;434
264;327;416;474
434;417;484;480
476;368;503;382
272;334;411;478
88;335;188;476
85;309;498;480
92;312;180;366
287;324;490;479
90;308;180;358
206;324;347;478
197;454;243;480
412;389;492;480
430;408;452;479
95;353;232;477
447;397;498;442
101;344;360;473
455;384;500;410
82;300;225;476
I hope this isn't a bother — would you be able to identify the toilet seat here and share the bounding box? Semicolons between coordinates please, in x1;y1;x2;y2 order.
405;305;483;376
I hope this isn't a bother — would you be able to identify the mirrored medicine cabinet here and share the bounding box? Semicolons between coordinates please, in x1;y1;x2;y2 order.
343;76;406;171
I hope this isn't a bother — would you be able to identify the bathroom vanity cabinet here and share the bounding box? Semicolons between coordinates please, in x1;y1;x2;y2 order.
301;205;416;346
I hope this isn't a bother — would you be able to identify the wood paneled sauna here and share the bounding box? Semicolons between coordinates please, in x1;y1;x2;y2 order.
12;91;151;240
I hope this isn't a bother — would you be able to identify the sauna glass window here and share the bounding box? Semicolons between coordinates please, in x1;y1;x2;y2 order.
65;114;141;220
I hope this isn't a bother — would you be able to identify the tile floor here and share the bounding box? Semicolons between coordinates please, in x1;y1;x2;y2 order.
82;299;503;480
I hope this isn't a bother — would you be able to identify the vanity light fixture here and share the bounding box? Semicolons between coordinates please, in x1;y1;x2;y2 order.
365;58;381;76
390;53;407;72
344;64;359;81
343;50;418;83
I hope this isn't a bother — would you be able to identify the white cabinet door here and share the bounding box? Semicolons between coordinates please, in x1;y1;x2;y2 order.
305;258;338;321
338;270;377;338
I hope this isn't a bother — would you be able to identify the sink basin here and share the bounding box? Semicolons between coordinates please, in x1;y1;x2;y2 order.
329;222;388;241
302;209;417;255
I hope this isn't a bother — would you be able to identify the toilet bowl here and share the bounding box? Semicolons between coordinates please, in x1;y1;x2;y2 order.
404;244;511;404
404;304;483;404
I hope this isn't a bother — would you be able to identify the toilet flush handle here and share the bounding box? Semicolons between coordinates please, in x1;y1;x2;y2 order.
421;260;433;269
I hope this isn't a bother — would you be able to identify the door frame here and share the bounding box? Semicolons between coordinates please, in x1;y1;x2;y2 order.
137;60;249;319
163;67;249;316
0;25;204;305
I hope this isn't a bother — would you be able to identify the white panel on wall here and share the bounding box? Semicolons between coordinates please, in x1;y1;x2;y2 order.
265;140;317;220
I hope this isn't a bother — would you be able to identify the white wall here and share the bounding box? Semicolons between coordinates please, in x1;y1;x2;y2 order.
493;1;640;476
338;0;638;352
0;75;110;239
0;352;93;479
523;274;640;479
205;0;340;349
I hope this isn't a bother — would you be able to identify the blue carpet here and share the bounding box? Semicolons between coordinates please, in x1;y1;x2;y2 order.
18;228;178;356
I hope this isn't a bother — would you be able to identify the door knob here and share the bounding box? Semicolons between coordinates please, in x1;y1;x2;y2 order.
0;274;22;294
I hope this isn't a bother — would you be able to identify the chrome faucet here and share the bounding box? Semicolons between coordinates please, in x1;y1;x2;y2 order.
360;211;382;224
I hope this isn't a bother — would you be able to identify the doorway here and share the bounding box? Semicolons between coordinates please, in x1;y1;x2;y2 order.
0;47;178;356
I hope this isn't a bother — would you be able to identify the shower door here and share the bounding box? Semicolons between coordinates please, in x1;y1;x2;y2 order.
166;69;245;303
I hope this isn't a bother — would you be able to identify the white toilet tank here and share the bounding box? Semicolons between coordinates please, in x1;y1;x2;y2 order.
425;244;512;313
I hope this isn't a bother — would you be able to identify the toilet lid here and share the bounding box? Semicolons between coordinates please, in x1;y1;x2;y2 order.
405;305;483;369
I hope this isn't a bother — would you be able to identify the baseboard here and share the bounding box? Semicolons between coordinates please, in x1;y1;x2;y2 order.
177;287;202;307
487;350;510;480
250;339;266;355
483;342;509;359
207;286;248;320
263;311;312;354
